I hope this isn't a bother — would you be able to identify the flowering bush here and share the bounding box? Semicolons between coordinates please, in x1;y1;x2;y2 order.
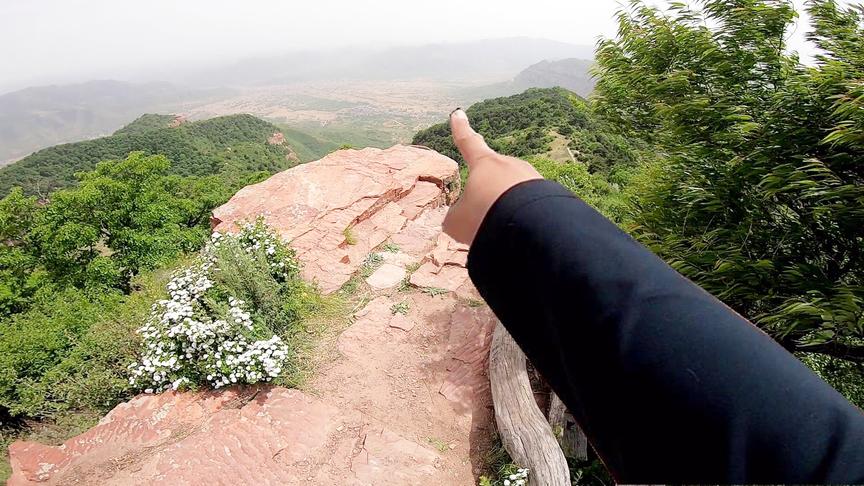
502;468;528;486
479;466;529;486
231;219;299;282
128;217;309;393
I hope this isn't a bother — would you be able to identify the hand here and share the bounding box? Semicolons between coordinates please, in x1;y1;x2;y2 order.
442;109;543;245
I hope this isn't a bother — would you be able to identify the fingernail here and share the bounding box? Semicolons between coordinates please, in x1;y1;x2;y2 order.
450;108;467;120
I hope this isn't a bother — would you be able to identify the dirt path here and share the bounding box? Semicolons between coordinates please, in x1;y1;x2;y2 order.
303;206;497;484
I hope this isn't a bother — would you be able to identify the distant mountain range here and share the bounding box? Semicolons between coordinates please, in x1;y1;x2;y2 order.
514;59;596;95
0;81;231;165
457;58;596;103
0;38;595;167
171;38;595;87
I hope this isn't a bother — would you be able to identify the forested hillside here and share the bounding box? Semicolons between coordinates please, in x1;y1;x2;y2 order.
414;88;635;175
112;113;177;135
0;114;296;197
0;81;230;164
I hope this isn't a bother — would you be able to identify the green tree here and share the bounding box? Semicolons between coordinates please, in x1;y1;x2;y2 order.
0;152;241;320
0;189;41;317
527;156;631;223
30;152;229;289
593;0;864;362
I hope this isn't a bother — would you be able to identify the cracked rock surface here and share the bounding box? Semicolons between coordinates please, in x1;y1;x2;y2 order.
9;145;496;486
212;145;460;294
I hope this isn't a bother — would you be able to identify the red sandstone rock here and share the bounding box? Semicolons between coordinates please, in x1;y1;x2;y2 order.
380;250;420;268
366;263;407;290
389;313;415;332
168;114;187;128
439;306;497;411
211;145;458;293
8;388;355;485
8;387;456;486
267;131;286;145
410;262;470;292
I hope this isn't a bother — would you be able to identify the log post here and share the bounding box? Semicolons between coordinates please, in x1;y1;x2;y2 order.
548;392;588;461
489;323;570;485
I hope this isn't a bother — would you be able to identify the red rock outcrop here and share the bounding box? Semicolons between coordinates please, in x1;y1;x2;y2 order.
168;114;187;128
212;145;459;294
9;145;496;486
267;131;286;145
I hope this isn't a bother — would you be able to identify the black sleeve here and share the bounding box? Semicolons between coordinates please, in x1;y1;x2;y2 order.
467;179;864;484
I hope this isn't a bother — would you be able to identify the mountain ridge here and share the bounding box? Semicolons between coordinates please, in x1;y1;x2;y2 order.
0;113;296;197
169;38;594;87
0;80;232;165
456;58;595;104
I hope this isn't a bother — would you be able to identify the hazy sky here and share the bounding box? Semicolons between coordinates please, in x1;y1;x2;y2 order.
0;0;820;92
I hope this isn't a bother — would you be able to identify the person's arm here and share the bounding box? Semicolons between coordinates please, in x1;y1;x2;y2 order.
468;179;864;484
442;109;864;484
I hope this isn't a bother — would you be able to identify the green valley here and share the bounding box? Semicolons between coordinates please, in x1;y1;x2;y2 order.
277;121;399;162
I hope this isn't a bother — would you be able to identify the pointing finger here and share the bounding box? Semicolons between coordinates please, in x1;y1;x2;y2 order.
450;109;496;168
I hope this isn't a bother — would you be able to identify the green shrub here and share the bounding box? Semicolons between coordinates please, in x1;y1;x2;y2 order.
0;258;198;419
0;152;248;320
0;289;120;417
527;157;631;224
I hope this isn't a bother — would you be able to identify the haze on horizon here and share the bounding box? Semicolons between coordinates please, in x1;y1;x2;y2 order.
0;0;822;94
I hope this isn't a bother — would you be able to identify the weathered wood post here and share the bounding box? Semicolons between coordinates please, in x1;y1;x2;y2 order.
489;323;570;485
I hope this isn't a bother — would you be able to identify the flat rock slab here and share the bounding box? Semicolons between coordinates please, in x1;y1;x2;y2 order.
318;295;496;483
7;387;455;486
389;313;415;332
366;263;407;290
211;145;459;293
380;251;420;268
